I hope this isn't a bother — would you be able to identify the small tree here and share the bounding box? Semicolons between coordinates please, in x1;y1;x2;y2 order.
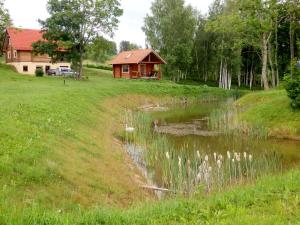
285;70;300;109
0;0;11;56
119;41;141;52
33;0;123;78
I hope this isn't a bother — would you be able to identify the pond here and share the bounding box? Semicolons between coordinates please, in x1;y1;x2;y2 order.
124;98;300;195
151;100;300;167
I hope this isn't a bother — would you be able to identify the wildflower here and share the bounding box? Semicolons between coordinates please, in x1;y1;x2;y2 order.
227;151;231;159
219;154;223;161
232;158;235;163
205;155;209;162
249;154;253;162
213;152;217;161
234;152;238;159
197;150;201;159
244;152;247;160
178;157;182;167
217;159;222;169
208;166;212;172
166;152;170;160
196;173;201;183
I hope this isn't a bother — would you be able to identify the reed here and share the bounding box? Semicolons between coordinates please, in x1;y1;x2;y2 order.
121;105;283;197
209;99;269;140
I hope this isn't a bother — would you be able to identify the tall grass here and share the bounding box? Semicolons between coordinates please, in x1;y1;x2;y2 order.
209;98;269;139
121;106;283;197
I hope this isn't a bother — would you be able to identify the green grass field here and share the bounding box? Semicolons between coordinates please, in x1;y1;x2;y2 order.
0;63;299;224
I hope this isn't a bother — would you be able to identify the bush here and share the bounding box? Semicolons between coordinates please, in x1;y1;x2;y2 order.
285;74;300;109
85;64;113;71
35;68;44;77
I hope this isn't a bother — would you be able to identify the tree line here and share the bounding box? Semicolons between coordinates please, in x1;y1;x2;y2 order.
144;0;300;90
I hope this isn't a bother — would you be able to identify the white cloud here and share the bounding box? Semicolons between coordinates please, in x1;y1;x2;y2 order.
5;0;213;48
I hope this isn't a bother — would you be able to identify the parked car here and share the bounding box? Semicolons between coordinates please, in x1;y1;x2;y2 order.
56;67;78;77
47;69;57;76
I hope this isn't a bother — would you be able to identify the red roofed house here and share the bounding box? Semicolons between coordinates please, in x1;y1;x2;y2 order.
2;28;70;74
109;49;166;79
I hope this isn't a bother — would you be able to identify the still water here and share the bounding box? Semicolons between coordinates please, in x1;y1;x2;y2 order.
150;101;300;167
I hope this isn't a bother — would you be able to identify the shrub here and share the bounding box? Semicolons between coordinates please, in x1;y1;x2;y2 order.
285;73;300;109
85;63;113;71
35;68;44;77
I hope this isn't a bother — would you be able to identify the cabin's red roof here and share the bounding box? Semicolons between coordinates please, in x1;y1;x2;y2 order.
109;49;166;65
6;28;44;51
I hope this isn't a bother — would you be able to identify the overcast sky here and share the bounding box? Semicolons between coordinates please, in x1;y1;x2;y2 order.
5;0;213;48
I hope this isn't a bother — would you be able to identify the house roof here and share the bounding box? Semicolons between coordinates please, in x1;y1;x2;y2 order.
109;49;166;65
6;28;44;51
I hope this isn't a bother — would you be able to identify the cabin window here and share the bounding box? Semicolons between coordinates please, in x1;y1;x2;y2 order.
122;65;129;73
7;51;11;59
13;50;17;59
23;66;28;72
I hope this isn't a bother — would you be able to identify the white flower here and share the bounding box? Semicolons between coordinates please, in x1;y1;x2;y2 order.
197;151;201;159
234;152;238;159
249;154;253;162
232;158;235;163
217;159;222;169
244;152;247;160
205;155;209;162
219;154;223;161
166;152;170;160
227;151;231;159
178;157;182;167
213;152;217;161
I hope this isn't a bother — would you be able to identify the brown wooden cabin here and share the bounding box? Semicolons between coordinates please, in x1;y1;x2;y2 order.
109;49;166;79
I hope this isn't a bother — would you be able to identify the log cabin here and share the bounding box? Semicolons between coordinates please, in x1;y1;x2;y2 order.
2;28;70;75
109;49;166;79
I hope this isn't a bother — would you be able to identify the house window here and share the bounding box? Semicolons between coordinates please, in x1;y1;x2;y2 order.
23;66;28;72
13;50;17;59
7;51;11;59
45;66;50;72
122;65;129;73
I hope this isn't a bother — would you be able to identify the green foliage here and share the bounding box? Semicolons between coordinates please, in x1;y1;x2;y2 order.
119;40;141;52
0;0;11;55
35;68;44;77
86;36;117;63
285;73;300;109
84;63;113;71
32;0;123;77
143;0;197;79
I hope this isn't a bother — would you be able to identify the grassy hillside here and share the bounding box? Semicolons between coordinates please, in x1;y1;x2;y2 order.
0;64;299;224
0;64;238;220
236;90;300;138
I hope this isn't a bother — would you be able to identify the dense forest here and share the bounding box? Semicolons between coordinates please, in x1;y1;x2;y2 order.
144;0;300;89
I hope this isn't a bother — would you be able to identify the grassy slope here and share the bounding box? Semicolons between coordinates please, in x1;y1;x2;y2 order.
0;64;235;219
0;64;299;224
236;90;300;138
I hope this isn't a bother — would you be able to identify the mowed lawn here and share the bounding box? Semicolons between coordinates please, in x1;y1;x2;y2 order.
0;63;300;224
0;64;232;215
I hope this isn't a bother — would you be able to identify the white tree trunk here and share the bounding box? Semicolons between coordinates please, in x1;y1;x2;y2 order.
261;33;270;90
